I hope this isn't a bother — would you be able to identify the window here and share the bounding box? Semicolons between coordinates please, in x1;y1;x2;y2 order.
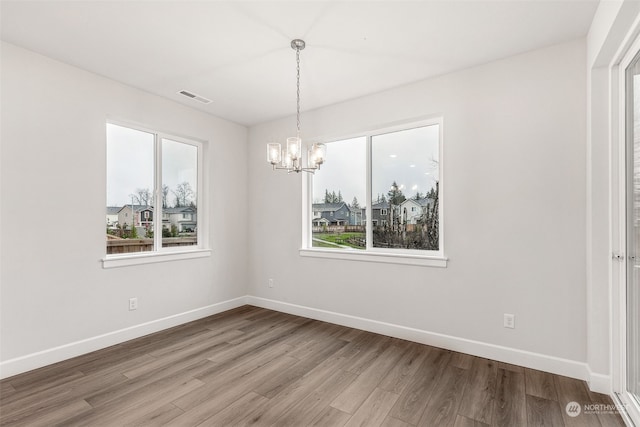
105;122;204;264
372;124;441;250
162;138;198;246
311;137;366;249
305;118;443;265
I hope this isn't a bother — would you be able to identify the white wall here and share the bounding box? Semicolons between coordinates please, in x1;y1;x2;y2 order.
248;40;588;372
0;42;249;375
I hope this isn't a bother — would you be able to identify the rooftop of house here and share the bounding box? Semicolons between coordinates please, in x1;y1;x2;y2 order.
163;206;196;214
372;201;389;210
403;197;435;207
312;203;348;212
106;206;121;215
117;205;154;214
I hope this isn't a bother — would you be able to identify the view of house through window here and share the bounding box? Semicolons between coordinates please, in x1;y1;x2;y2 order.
161;138;198;248
106;124;155;254
106;123;200;255
309;121;441;253
312;137;366;249
372;125;439;250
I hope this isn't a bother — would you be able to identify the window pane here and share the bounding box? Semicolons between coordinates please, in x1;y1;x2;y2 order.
106;124;155;254
312;137;366;249
162;139;198;248
371;125;440;250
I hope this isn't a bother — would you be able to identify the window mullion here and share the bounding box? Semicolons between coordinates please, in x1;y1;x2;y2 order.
302;171;311;248
196;143;203;249
366;135;373;250
154;134;162;251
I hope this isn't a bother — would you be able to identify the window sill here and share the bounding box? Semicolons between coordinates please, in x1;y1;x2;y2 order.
102;249;211;269
299;248;447;267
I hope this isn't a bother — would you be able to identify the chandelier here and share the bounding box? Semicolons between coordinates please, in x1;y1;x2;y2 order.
267;39;326;174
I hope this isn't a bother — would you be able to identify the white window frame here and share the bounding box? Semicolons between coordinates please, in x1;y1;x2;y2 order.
301;117;446;267
102;120;209;268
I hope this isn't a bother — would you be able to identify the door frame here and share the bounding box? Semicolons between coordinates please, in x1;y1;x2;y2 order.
613;25;640;426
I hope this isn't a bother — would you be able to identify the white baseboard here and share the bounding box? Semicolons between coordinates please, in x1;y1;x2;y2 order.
0;296;248;380
586;366;613;395
246;296;610;392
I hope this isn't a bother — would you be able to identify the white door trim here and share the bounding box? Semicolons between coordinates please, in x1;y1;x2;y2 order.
612;20;640;426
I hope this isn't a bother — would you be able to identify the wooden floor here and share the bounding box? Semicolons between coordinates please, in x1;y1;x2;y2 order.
0;306;627;427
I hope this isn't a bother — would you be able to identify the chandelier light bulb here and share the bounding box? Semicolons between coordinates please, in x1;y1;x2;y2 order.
283;153;293;168
286;137;301;161
312;143;326;166
267;143;282;165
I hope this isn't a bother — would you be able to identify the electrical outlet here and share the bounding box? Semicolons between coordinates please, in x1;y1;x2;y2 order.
268;279;274;288
504;313;515;329
129;297;138;311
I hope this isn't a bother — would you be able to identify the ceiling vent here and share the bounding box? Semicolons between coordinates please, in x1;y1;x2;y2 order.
178;90;212;104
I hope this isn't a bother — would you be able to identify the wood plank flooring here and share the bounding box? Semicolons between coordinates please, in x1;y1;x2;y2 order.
0;306;627;426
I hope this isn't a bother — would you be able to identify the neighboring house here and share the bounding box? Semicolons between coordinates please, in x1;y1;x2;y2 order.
311;203;365;227
106;206;121;227
312;203;351;226
371;201;389;227
350;207;365;225
400;197;435;224
117;205;154;228
117;205;196;232
163;206;197;232
138;207;153;228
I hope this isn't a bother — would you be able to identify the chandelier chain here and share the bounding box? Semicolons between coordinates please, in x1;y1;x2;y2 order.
296;47;301;137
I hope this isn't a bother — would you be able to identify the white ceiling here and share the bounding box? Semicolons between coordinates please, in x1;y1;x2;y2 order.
1;1;598;126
